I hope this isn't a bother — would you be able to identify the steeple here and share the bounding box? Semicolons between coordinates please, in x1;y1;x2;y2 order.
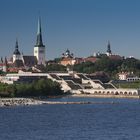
35;17;44;47
107;41;112;54
34;17;46;65
4;56;8;65
0;57;3;63
13;39;20;55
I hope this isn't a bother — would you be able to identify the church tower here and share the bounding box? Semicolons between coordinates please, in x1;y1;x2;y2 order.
106;41;112;56
13;39;21;63
34;18;46;65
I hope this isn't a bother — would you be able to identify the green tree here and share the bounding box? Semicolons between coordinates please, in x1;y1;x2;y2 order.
44;64;66;72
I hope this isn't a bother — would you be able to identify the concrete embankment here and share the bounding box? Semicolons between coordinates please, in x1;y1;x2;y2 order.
71;94;140;99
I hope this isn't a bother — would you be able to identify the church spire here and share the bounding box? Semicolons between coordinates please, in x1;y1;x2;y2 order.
36;17;44;46
107;41;112;54
13;39;20;55
15;39;18;48
38;17;42;35
34;17;46;66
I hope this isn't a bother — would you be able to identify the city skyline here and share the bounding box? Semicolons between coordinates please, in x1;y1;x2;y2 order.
1;0;140;60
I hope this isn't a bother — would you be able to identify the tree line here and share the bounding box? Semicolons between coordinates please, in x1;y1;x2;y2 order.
73;56;140;79
44;56;140;79
0;79;64;97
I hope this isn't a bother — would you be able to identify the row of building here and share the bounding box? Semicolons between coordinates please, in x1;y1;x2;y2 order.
53;41;123;66
0;18;46;72
0;18;123;72
0;70;139;96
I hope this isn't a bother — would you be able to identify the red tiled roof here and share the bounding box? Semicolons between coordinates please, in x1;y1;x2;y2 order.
84;57;98;63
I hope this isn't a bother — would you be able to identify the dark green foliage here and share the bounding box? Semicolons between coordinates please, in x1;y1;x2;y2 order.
44;64;67;72
0;79;64;97
73;56;140;79
114;81;140;89
0;83;16;97
0;70;6;75
73;62;95;73
54;58;62;63
121;58;140;72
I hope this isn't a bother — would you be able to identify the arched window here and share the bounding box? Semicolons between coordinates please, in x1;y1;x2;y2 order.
107;91;110;94
133;92;137;95
120;92;123;95
111;91;114;95
124;92;127;95
94;91;97;94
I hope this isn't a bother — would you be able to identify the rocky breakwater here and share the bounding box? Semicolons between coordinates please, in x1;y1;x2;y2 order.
0;98;117;107
0;98;43;107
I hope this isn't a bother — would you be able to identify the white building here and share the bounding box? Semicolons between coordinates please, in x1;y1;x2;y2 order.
118;72;140;81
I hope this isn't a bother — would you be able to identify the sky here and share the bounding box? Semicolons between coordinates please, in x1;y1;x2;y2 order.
1;0;140;60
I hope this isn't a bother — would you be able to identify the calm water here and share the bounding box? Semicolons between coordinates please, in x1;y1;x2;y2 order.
0;97;140;140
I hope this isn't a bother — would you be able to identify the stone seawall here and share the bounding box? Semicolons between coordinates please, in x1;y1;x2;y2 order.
0;98;43;107
72;94;140;99
0;97;118;107
0;94;139;107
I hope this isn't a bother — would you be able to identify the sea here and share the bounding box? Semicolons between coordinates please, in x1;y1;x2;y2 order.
0;97;140;140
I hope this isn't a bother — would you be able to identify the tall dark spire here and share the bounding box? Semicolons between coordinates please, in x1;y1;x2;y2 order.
0;57;3;63
13;39;21;55
35;17;44;47
4;56;8;65
107;41;112;54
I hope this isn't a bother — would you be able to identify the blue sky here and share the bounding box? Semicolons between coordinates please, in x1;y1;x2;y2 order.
0;0;140;60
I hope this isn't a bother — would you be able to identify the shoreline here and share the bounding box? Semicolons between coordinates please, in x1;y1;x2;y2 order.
70;94;140;99
0;97;117;107
0;93;140;107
